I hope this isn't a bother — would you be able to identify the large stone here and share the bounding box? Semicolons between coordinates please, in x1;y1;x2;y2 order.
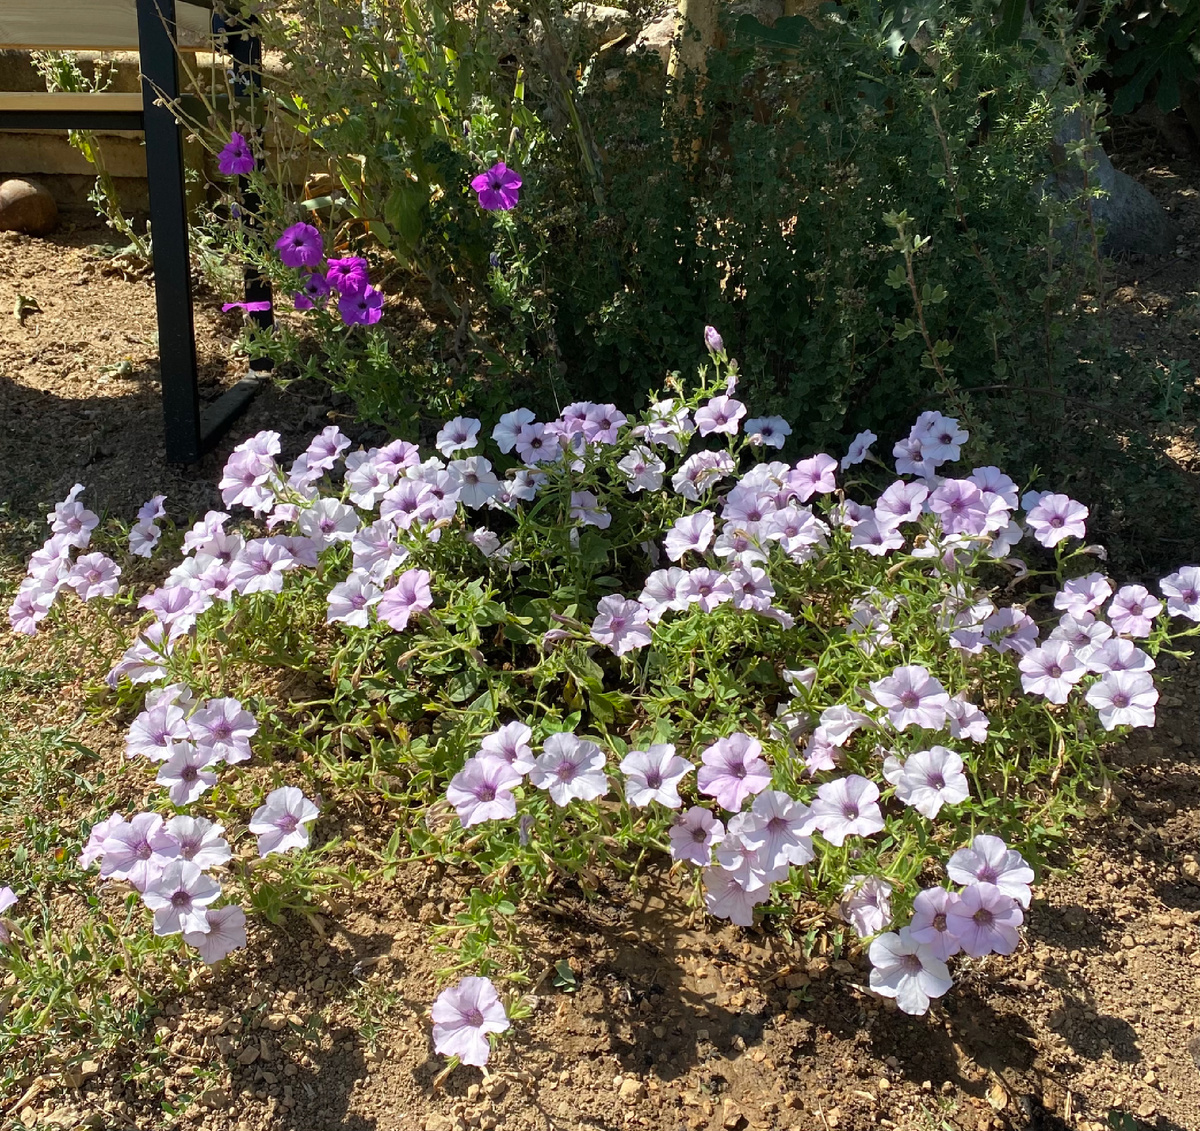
0;178;59;235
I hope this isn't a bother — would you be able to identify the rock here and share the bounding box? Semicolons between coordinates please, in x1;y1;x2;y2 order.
619;1077;646;1102
566;3;639;40
721;1098;746;1128
0;178;59;236
629;10;677;67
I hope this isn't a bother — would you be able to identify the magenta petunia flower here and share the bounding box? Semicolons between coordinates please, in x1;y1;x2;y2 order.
697;733;772;812
338;285;384;326
183;903;247;964
141;859;221;936
945;881;1023;957
810;775;884;846
377;568;433;631
1107;584;1162;638
620;744;692;808
217;131;255;176
529;733;610;806
432;976;510;1066
908;886;962;960
275;222;323;268
471;163;523;211
946;834;1033;907
446;756;522;827
221;300;273;315
248;786;319;857
325;256;370;296
869;664;950;731
294;270;332;311
840;875;893;938
669;805;725;865
868;927;953;1016
1085;669;1158;730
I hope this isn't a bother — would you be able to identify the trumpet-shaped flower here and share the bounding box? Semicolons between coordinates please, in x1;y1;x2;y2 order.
697;733;771;812
142;859;221;936
183;904;247;963
810;775;884;845
620;744;692;808
945;882;1023;957
447;756;522;826
1108;585;1162;638
868;927;953;1015
432;977;510;1066
669;806;725;865
1086;669;1158;730
249;787;319;857
946;835;1033;906
529;734;608;806
470;163;522;211
908;887;962;960
869;665;949;731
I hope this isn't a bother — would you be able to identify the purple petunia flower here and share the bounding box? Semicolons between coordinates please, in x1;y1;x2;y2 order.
338;285;384;326
248;786;319;857
868;927;953;1016
432;977;510;1066
591;595;653;657
697;733;772;812
217;131;255;176
528;733;608;806
141;859;221;936
946;834;1033;907
669;806;725;865
620;744;692;808
478;722;536;776
221;300;273;315
810;775;884;846
446;756;522;827
1107;584;1162;638
890;746;970;819
1085;669;1158;730
275;222;323;268
325;256;370;296
183;904;247;964
377;568;433;631
1160;566;1200;622
908;887;962;960
945;881;1023;957
840;875;893;938
869;665;950;731
471;163;523;211
1054;573;1113;618
1026;493;1088;547
294;270;332;311
787;454;838;502
156;743;218;806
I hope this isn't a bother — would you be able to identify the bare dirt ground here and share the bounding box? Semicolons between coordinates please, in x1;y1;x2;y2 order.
1;133;1198;1131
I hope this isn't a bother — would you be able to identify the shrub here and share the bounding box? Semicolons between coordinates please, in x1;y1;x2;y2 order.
7;340;1198;1064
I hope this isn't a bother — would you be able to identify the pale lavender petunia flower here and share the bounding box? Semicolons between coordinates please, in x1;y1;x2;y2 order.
841;430;877;469
744;416;791;448
219;450;277;513
377;568;433;631
582;403;627;445
435;416;481;458
189;698;257;764
569;490;611;529
0;886;17;943
669;806;725;865
591;595;652;656
1026;493;1088;547
229;539;291;596
946;696;989;743
620;744;692;808
679;567;735;612
704;325;724;353
787;454;838;501
8;577;58;634
432;976;510;1066
1050;611;1112;663
980;607;1039;656
697;734;772;812
946;834;1033;906
249;786;319;857
528;734;608;806
49;483;100;548
908;887;962;960
715;813;790;891
802;728;839;775
492;408;536;454
672;450;735;500
665;511;716;561
66;553;121;601
893;435;935;478
1160;566;1200;622
702;865;770;926
79;812;125;869
183;904;248;964
129;520;162;558
162;815;231;870
472;722;535;778
968;466;1019;508
874;480;929;530
892;746;970;819
810;775;884;846
1019;641;1086;704
929;479;990;537
446;756;522;827
327;571;382;628
127;698;189;762
1086;669;1158;730
868;927;953;1016
1054;573;1113;618
1108;584;1162;638
617;446;666;493
840;875;893;938
1085;637;1154;675
639;567;691;622
299;497;360;549
99;812;175;891
694;395;746;436
849;515;904;555
946;881;1023;957
156;743;218;806
141;859;221;936
869;665;950;731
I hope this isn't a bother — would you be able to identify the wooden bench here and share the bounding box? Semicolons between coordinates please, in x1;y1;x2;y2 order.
0;0;272;464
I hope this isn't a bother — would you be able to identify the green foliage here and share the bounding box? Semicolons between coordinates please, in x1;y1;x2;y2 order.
1101;0;1200;115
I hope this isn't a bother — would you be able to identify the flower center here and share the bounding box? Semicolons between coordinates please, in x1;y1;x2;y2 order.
1047;664;1062;679
477;785;496;802
277;813;299;833
932;912;947;931
972;907;995;927
842;805;859;821
1049;515;1064;528
977;864;998;883
171;889;191;908
691;827;708;843
928;773;945;790
899;690;920;709
465;1006;486;1027
900;953;923;974
644;769;663;789
135;840;152;860
180;765;198;783
1111;692;1130;708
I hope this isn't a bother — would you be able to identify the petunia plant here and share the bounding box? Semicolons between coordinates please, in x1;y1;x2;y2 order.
7;335;1200;1071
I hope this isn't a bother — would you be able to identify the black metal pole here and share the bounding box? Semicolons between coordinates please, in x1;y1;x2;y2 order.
136;0;202;464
